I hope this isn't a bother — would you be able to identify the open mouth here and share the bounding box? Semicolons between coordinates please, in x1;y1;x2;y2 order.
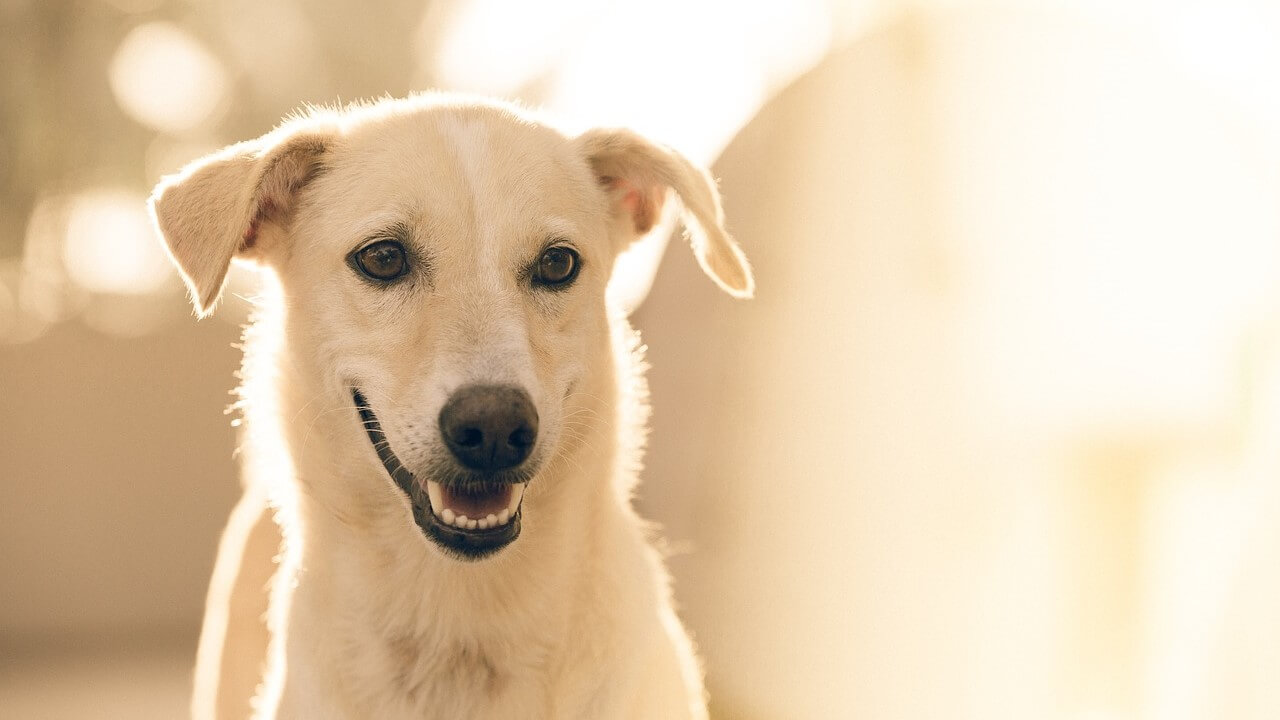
352;389;526;559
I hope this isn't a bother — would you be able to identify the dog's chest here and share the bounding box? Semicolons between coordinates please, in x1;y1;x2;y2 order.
348;629;553;719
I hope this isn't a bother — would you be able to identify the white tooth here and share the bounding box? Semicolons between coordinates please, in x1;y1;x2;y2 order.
497;509;510;525
506;483;525;515
426;481;444;517
478;518;490;530
455;514;469;528
466;519;477;530
486;514;497;528
441;508;455;525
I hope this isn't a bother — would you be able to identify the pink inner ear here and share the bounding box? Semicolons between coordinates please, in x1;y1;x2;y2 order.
602;176;664;234
242;217;260;249
240;197;279;251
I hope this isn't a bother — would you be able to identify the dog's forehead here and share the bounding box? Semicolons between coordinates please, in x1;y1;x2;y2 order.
316;107;601;251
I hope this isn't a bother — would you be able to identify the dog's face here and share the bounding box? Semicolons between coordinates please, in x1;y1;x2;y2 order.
149;96;753;560
283;109;617;557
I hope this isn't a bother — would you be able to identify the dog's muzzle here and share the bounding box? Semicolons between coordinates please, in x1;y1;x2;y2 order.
352;387;537;559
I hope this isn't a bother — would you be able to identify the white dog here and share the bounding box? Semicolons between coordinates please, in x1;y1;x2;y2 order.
150;94;753;720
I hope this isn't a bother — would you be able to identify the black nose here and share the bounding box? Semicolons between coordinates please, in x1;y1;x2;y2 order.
439;385;539;472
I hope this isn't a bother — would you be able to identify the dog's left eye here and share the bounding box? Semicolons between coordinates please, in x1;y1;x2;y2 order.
534;246;580;288
352;240;409;282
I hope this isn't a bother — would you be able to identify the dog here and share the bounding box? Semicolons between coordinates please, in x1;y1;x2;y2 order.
149;93;753;719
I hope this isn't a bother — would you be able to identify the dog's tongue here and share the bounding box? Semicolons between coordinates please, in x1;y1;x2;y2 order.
440;484;513;518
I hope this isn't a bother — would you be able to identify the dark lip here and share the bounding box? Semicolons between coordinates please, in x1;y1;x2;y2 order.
351;388;523;560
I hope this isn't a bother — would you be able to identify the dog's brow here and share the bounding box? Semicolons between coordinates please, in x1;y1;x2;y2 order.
540;216;578;243
368;220;412;243
347;212;411;244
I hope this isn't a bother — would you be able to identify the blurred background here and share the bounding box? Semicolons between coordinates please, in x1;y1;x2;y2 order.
3;0;1280;718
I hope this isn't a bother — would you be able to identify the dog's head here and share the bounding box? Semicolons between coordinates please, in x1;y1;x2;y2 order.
149;96;752;559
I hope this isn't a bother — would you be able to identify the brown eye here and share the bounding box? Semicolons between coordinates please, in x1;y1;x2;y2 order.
534;246;580;287
352;240;409;282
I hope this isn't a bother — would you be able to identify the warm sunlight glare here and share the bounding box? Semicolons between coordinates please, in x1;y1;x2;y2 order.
426;0;592;96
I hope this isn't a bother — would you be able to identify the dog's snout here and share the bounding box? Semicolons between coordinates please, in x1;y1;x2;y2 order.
439;385;539;471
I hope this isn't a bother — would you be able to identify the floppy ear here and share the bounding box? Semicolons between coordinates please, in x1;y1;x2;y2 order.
148;127;332;317
575;128;754;299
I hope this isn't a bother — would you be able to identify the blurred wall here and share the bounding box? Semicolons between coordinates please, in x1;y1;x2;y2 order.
635;7;1280;720
1;317;242;642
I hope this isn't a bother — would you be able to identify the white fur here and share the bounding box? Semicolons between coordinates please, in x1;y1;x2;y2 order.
149;94;753;720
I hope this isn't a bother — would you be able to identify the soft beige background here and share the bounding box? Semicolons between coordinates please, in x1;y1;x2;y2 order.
4;2;1280;719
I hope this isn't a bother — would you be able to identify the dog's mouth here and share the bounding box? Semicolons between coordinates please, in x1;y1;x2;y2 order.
352;389;525;559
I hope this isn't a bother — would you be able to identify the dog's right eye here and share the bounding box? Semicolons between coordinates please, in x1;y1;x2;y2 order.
351;240;409;282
